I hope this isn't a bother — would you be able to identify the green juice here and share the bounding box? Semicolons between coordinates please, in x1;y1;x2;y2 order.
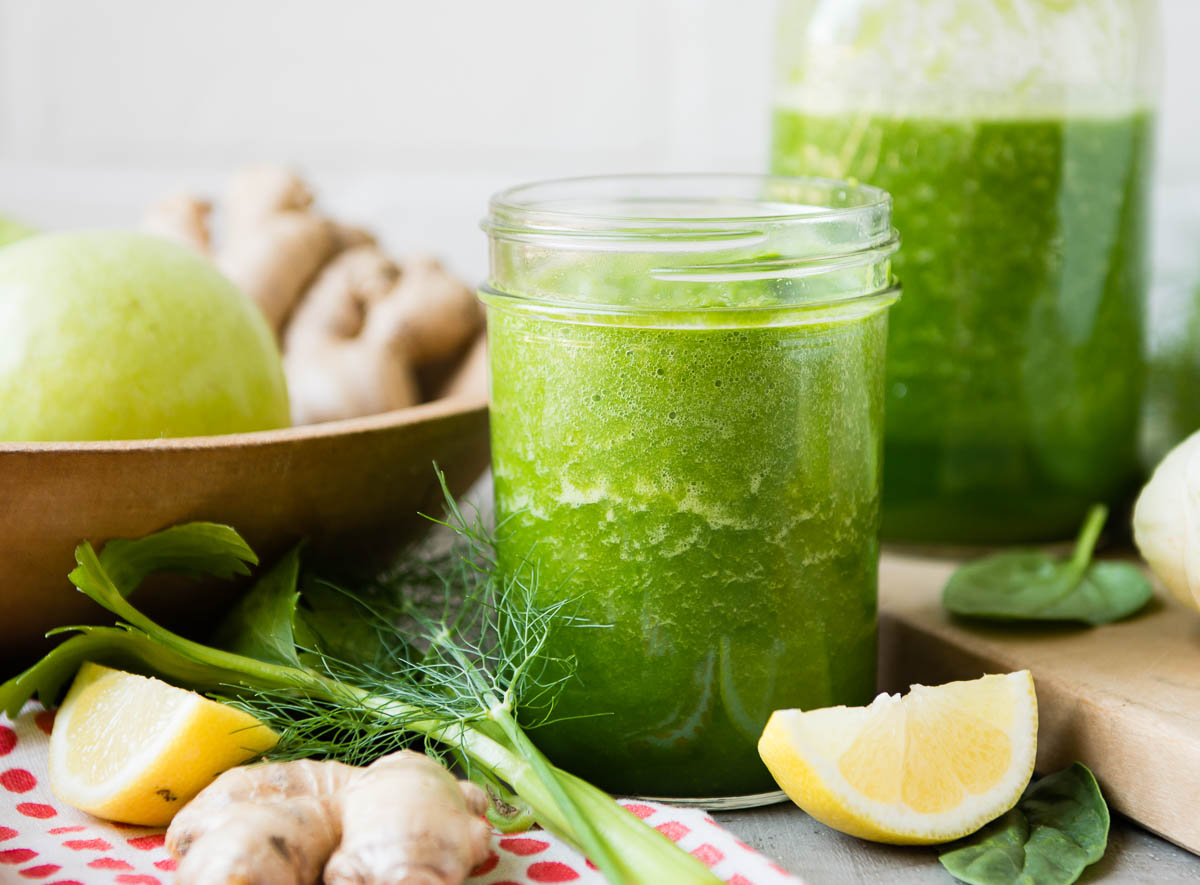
772;111;1152;543
486;304;888;798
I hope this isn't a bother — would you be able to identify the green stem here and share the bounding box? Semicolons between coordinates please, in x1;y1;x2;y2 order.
1068;504;1108;577
77;544;323;692
427;634;626;883
471;736;718;883
488;699;628;882
553;768;722;881
1027;504;1111;614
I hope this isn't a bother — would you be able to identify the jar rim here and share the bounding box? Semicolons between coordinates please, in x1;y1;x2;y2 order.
483;173;895;250
478;278;901;325
481;173;899;319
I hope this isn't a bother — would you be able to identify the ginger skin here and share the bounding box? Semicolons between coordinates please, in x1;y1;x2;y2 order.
217;166;374;337
142;165;484;426
382;256;482;367
166;750;491;885
282;245;422;424
324;752;492;885
167;758;350;885
141;194;213;255
142;166;372;339
282;251;480;424
225;164;318;239
219;212;363;336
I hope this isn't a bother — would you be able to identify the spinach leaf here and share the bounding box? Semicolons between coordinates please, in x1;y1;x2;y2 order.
293;576;400;670
1064;562;1155;626
210;546;305;668
939;762;1109;885
943;505;1152;625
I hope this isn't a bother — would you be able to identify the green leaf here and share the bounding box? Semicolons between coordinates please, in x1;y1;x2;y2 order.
91;523;257;598
293;577;399;670
943;552;1076;617
940;763;1110;885
1055;562;1154;626
67;523;258;638
51;526;322;703
211;547;305;668
208;549;397;672
943;505;1152;625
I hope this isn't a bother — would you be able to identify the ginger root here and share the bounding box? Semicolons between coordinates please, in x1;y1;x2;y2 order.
438;333;488;403
141;193;212;254
281;245;421;424
217;166;374;336
166;750;492;885
142;166;484;426
325;752;491;884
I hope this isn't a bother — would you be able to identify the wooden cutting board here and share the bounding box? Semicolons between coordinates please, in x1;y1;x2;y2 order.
877;553;1200;855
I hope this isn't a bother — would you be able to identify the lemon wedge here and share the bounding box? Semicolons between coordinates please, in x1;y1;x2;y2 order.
758;670;1037;844
49;662;279;825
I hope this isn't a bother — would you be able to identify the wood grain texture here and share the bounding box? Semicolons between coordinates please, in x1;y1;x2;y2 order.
0;394;489;666
878;553;1200;856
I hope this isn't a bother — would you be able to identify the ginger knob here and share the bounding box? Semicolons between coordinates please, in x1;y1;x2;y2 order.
166;751;492;885
142;165;483;425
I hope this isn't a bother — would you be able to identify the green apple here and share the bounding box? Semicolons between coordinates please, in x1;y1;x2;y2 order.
0;231;290;441
0;214;37;248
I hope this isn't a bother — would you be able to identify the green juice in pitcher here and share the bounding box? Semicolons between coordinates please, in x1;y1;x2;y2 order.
772;0;1157;543
773;110;1152;542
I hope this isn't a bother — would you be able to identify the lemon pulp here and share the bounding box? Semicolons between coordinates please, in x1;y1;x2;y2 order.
49;662;278;825
758;670;1038;844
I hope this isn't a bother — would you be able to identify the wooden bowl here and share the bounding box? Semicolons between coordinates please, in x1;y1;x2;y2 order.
0;394;490;669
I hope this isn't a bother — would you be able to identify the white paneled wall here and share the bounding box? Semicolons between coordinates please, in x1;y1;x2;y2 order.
0;0;775;280
0;0;1196;291
1151;0;1200;330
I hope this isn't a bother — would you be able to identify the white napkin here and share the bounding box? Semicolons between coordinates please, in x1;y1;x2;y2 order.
0;702;804;885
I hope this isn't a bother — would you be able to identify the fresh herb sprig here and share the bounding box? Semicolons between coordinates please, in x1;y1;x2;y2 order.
0;477;719;885
943;505;1152;626
939;763;1110;885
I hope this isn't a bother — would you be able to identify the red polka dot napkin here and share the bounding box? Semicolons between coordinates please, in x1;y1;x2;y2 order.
1;703;804;884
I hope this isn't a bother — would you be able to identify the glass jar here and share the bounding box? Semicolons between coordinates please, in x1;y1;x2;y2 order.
772;0;1158;544
480;174;899;804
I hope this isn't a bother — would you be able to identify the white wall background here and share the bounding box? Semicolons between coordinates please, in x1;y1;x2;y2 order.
0;0;1196;298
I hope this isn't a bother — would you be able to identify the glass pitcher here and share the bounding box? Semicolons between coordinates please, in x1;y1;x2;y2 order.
772;0;1159;544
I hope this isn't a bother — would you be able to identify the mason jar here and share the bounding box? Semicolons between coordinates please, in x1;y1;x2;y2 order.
480;174;899;804
772;0;1158;544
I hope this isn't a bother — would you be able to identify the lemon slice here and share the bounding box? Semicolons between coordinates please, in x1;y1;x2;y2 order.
758;670;1037;844
49;662;279;826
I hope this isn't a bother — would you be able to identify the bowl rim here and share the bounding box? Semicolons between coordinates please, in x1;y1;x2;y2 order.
0;395;489;454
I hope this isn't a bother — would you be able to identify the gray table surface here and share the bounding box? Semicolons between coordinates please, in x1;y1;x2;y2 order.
715;803;1200;884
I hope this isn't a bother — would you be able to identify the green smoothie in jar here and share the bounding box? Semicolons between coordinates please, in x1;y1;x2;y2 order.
772;0;1157;543
481;175;899;802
